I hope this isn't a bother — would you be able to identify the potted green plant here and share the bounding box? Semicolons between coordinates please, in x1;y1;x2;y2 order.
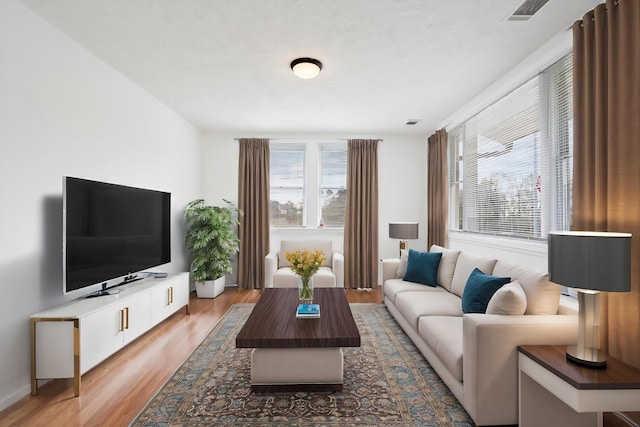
185;199;242;298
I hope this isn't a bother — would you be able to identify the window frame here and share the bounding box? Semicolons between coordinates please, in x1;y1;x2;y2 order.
269;139;346;229
448;53;573;242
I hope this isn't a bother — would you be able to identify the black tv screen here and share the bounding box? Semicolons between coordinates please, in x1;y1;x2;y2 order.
63;177;171;294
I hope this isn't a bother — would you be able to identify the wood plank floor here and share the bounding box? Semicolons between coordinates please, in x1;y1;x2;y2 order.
0;287;382;427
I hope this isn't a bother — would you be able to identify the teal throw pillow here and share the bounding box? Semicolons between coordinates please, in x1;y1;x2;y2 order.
462;268;511;313
403;249;442;287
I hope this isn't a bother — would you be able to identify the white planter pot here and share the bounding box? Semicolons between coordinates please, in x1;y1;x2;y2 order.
195;276;225;298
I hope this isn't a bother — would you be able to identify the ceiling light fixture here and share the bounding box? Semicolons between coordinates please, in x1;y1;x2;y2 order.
290;57;322;79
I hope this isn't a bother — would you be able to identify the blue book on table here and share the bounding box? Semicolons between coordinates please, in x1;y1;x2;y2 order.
296;303;320;318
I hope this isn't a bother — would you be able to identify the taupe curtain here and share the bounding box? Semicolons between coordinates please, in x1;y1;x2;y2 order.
344;139;379;289
238;138;270;289
573;0;640;367
427;128;449;248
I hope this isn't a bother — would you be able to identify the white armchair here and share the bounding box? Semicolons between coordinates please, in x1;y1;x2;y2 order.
265;240;344;288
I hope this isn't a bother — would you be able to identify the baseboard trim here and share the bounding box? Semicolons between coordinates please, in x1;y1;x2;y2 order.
0;383;32;412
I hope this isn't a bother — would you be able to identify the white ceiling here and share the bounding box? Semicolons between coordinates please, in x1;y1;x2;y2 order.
20;0;599;136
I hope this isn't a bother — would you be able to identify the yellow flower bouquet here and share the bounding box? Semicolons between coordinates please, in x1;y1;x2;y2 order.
285;249;326;301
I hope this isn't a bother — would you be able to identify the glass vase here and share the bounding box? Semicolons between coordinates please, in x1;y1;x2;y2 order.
298;276;314;304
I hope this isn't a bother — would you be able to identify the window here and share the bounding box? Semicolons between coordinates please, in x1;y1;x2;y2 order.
270;140;347;227
449;53;573;240
270;144;304;227
319;144;347;227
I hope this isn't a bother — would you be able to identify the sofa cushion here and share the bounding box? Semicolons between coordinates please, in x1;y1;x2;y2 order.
279;240;333;268
451;253;498;297
395;291;463;330
429;245;461;292
383;278;446;304
462;268;511;314
273;266;336;288
492;261;562;315
403;249;442;286
418;316;463;382
486;280;527;315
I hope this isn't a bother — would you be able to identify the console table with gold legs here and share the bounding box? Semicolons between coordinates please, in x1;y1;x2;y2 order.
30;273;189;396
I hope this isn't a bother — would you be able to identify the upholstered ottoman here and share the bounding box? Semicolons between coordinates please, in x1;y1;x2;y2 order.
251;347;344;390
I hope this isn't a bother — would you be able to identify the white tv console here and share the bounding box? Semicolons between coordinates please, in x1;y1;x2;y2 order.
30;272;190;396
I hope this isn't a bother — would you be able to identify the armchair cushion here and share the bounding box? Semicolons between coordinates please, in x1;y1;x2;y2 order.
272;266;337;288
265;240;344;288
332;251;345;287
278;240;333;268
264;252;278;288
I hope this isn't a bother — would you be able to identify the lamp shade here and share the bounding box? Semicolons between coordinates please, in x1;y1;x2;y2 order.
389;222;419;240
548;231;631;292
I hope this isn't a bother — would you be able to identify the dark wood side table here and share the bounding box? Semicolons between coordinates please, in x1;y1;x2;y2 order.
518;345;640;427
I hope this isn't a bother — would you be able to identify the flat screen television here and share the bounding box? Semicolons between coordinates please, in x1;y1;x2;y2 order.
63;176;171;295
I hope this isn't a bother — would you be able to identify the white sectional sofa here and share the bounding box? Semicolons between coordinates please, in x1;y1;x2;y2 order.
382;245;579;426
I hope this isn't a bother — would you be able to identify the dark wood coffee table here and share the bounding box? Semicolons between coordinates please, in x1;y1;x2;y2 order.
236;288;360;392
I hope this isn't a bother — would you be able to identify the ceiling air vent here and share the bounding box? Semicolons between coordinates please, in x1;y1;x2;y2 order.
405;119;421;126
508;0;549;21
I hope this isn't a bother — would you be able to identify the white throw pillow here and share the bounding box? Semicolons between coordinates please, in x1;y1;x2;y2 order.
429;245;461;292
396;249;409;278
492;261;561;315
486;280;527;315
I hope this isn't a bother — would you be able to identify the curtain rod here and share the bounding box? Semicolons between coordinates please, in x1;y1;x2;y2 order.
233;137;382;141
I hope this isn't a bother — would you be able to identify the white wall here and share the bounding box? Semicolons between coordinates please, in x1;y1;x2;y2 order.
202;132;427;284
0;0;201;409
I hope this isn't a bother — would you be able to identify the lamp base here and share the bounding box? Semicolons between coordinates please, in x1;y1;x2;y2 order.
566;345;607;368
399;240;408;257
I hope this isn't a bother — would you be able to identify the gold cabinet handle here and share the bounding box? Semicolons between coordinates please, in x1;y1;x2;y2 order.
124;307;129;330
170;286;174;304
120;309;125;332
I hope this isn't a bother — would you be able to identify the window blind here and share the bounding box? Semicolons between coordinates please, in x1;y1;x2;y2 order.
545;53;574;233
270;144;305;227
319;143;347;227
449;53;573;240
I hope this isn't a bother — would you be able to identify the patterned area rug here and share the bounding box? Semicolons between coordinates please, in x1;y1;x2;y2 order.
131;303;472;426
